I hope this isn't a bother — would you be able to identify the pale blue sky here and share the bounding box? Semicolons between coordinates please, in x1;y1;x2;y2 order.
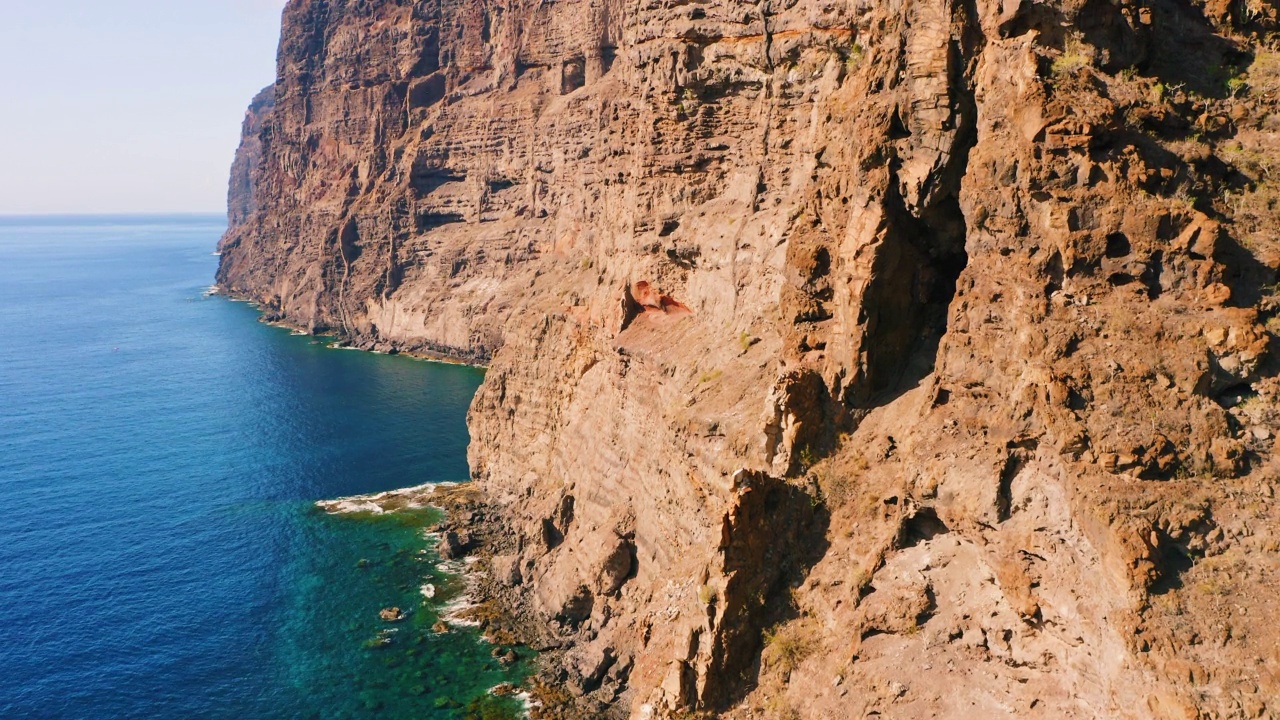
0;0;287;215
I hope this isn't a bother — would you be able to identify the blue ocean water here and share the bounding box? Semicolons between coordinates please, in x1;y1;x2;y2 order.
0;216;523;719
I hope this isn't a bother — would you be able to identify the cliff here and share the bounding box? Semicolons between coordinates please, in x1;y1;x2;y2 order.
226;85;276;228
219;1;1280;717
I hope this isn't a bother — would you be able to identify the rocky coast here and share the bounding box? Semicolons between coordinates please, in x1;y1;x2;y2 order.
222;0;1280;717
318;481;610;719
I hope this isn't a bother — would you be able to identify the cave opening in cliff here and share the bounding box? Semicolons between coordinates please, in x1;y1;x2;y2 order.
855;182;970;407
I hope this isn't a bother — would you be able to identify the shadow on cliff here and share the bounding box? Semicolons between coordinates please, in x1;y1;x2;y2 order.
1012;0;1250;99
699;473;830;711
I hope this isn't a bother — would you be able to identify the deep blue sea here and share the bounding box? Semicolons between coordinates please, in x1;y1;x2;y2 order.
0;215;524;719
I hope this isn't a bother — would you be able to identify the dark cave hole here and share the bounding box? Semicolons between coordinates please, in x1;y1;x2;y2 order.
888;108;912;139
487;178;516;193
898;507;950;549
1105;232;1132;258
339;220;362;263
561;57;586;94
1215;383;1257;409
812;246;832;278
1149;542;1195;596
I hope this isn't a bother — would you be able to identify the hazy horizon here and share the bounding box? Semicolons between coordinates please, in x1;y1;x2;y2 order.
0;1;286;216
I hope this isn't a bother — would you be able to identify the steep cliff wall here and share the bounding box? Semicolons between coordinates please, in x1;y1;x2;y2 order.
226;85;276;228
220;0;1280;717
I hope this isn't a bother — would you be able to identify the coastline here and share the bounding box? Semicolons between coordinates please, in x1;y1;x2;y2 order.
318;481;539;718
217;288;610;719
318;481;615;720
207;285;491;369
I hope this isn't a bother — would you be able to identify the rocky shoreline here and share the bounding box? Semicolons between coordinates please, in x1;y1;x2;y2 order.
232;286;601;716
223;284;626;718
211;286;488;368
434;489;635;720
319;481;621;720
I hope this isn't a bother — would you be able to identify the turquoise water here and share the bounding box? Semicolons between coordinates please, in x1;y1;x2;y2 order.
0;216;526;718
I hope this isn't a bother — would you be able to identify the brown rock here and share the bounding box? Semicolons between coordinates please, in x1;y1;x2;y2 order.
219;0;1280;717
491;554;523;587
437;531;470;560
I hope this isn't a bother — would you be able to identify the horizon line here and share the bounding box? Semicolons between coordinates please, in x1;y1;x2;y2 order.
0;211;227;219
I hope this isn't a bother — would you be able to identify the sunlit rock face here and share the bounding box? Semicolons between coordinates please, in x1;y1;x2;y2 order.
221;1;1280;717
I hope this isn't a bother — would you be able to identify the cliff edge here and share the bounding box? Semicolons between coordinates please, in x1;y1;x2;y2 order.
220;0;1280;717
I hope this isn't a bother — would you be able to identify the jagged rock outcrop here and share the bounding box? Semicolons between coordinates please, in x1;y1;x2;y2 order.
220;0;1280;717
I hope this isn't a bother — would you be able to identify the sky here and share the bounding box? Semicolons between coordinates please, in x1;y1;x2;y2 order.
0;1;287;215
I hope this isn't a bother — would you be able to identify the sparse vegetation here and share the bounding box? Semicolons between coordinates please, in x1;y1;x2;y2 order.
1246;51;1280;99
819;471;854;506
763;695;802;720
1150;81;1167;105
1236;394;1265;413
817;452;867;507
697;584;716;606
676;87;699;116
1104;305;1138;337
1222;140;1279;182
1051;36;1091;76
844;43;864;73
762;622;817;675
797;444;816;471
851;568;871;593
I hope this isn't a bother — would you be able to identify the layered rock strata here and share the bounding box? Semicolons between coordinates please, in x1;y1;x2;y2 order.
220;0;1280;717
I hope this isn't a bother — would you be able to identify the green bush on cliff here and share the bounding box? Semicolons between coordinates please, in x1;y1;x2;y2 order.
1051;36;1091;76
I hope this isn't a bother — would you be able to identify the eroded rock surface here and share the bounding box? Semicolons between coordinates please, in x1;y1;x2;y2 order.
220;0;1280;717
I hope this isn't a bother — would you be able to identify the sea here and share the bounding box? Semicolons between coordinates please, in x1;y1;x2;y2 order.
0;215;527;719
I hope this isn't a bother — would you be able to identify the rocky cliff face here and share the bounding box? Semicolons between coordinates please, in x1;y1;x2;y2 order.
226;86;275;228
220;0;1280;717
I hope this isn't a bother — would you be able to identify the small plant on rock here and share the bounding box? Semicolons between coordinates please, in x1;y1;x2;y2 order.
845;43;864;74
1052;36;1091;76
796;444;816;471
763;621;818;677
1150;81;1167;105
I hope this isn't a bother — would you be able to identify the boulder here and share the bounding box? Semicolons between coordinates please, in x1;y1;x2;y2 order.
437;531;472;559
492;554;523;586
594;538;633;595
570;643;616;695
